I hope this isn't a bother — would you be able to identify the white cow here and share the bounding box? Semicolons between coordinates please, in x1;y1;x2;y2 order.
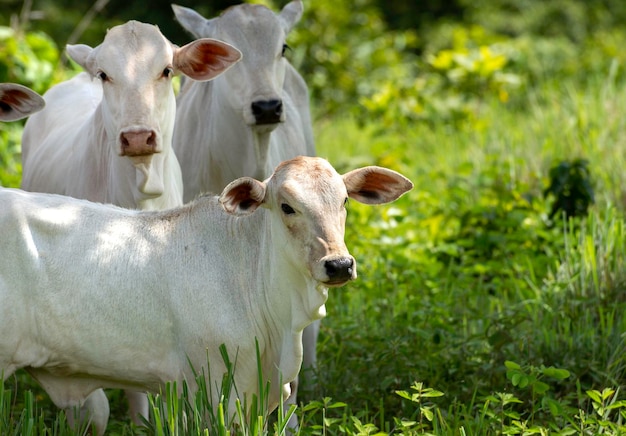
19;20;241;428
21;20;241;211
0;83;44;121
171;2;316;422
0;156;412;435
172;1;315;199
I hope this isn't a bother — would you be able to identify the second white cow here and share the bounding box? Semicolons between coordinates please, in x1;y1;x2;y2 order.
172;1;315;198
21;20;241;210
0;156;412;435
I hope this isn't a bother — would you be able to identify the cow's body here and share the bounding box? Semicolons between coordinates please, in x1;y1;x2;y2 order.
0;83;44;121
172;1;315;199
1;156;412;435
21;20;241;210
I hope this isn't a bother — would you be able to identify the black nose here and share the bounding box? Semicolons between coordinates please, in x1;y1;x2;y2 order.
251;99;283;124
324;258;354;283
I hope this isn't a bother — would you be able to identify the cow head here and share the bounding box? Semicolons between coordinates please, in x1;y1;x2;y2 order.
172;1;303;131
219;156;414;287
66;20;241;158
0;83;44;121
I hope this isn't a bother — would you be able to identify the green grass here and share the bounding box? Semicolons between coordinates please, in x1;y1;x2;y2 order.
3;64;626;436
302;72;626;433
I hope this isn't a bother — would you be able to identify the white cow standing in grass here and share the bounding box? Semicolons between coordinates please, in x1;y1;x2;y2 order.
21;20;241;210
0;156;413;436
0;83;44;121
19;20;241;429
172;0;315;197
171;2;317;422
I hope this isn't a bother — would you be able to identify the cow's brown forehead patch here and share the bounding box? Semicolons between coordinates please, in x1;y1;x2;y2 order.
273;157;344;206
276;156;336;180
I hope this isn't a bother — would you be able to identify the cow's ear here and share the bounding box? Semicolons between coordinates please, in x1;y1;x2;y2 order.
279;0;303;34
219;177;266;216
172;4;212;39
174;38;241;82
66;44;97;76
343;166;413;205
0;83;45;121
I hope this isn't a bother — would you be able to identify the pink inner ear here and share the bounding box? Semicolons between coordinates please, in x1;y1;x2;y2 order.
345;167;413;205
177;40;241;81
1;90;30;112
220;178;265;215
0;88;44;120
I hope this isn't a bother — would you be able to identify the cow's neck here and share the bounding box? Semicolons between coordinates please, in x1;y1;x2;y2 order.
246;209;327;402
251;131;272;180
85;106;182;210
210;82;274;181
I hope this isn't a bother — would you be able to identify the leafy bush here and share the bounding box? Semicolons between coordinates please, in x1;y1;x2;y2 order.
288;0;419;118
0;24;59;187
0;25;59;93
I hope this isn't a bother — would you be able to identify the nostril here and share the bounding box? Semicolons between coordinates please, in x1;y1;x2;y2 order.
147;131;156;147
251;101;263;116
274;100;283;116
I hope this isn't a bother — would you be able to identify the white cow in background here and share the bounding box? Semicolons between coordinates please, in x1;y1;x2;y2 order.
21;20;241;210
19;20;241;429
0;156;413;436
0;83;44;121
171;0;315;198
171;2;316;422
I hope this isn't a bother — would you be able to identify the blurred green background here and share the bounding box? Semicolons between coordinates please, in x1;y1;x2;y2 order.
3;0;626;116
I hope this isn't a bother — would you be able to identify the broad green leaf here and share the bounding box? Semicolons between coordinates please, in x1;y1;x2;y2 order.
542;367;571;380
505;361;522;370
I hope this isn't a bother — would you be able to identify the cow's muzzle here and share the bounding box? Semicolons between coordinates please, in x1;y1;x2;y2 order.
251;99;283;125
323;256;356;286
120;129;158;156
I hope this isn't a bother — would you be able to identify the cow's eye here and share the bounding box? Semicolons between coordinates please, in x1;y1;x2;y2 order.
343;197;349;207
162;67;174;78
281;203;295;215
281;44;290;57
96;71;108;82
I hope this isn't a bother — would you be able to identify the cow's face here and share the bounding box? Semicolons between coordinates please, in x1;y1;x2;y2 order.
68;22;177;158
66;21;241;160
219;156;414;287
173;1;303;131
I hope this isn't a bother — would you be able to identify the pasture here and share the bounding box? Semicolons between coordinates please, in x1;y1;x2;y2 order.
2;0;626;434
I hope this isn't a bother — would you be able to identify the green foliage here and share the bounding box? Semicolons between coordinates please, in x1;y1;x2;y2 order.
143;342;297;435
0;25;59;93
289;0;419;119
0;379;84;435
369;25;522;127
0;22;60;187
